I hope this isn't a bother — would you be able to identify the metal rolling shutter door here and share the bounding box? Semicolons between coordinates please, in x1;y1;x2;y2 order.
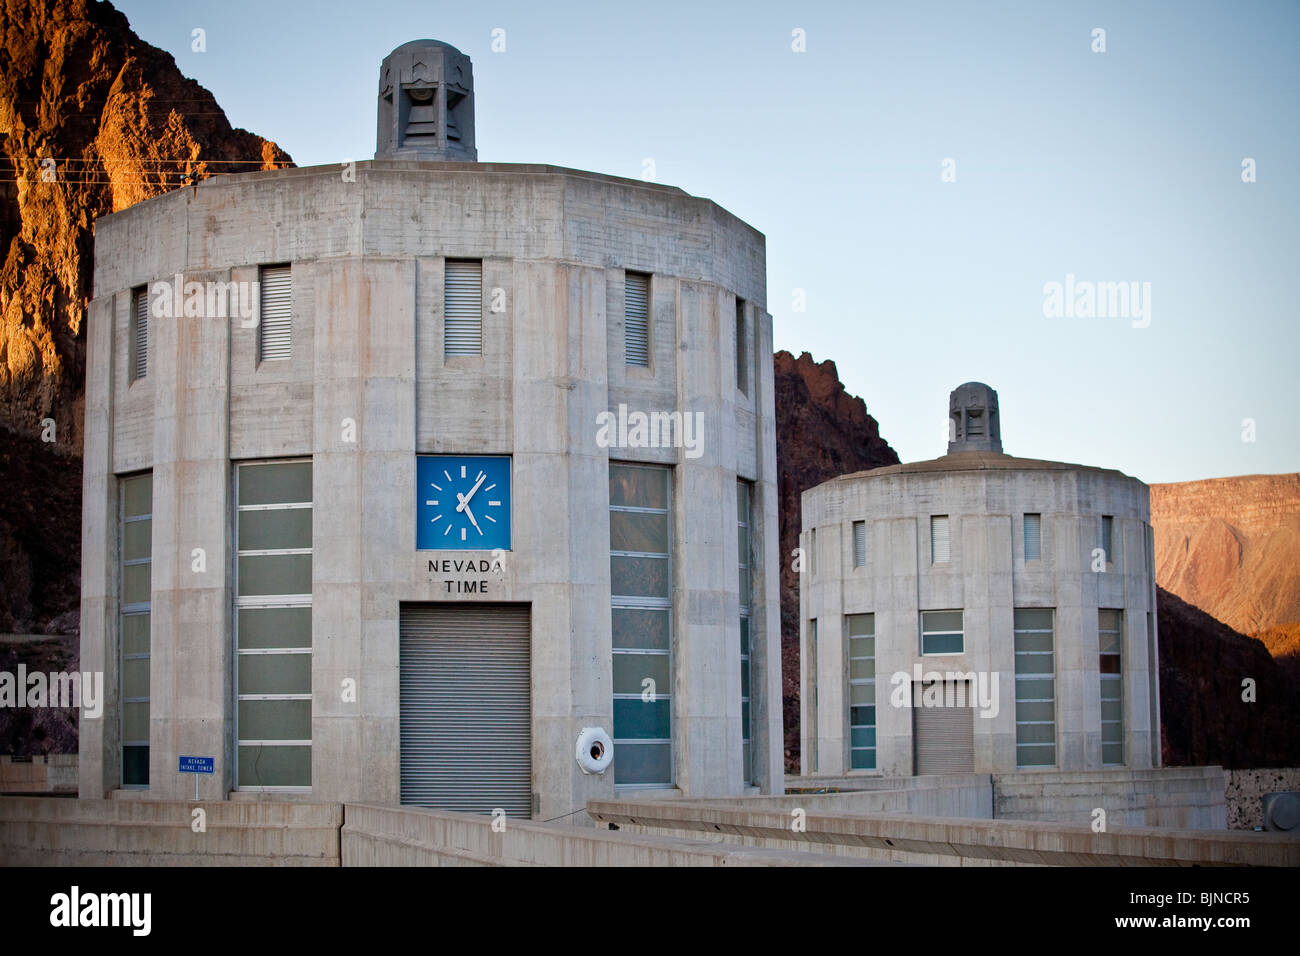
400;603;532;817
913;683;975;774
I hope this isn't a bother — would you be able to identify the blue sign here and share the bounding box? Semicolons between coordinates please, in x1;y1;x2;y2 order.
417;455;512;551
178;755;215;774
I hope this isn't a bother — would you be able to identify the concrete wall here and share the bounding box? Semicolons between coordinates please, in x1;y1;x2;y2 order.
0;756;77;794
994;766;1226;829
589;795;1300;867
0;798;341;866
340;802;875;866
82;161;780;813
800;459;1158;777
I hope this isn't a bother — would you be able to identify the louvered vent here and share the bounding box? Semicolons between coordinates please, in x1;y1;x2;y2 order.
444;259;483;357
259;265;292;362
624;272;649;366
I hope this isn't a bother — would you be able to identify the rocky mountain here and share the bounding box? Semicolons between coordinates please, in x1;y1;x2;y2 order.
1151;473;1300;645
1;0;292;453
774;350;899;769
0;0;291;632
1158;587;1300;768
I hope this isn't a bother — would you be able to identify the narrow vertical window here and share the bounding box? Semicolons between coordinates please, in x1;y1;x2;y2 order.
1100;515;1114;565
1099;608;1123;765
735;297;748;395
807;617;818;773
737;480;753;784
1023;513;1041;561
130;286;148;381
852;520;867;568
120;473;152;787
258;264;292;362
1014;608;1056;766
931;515;950;564
235;460;313;789
444;259;483;357
624;271;650;367
847;614;875;769
610;463;672;787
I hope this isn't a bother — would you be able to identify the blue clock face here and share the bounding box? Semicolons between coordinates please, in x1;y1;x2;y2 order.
417;456;512;551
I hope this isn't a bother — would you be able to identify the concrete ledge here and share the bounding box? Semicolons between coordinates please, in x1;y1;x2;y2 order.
0;756;78;795
993;767;1227;829
0;798;341;866
588;797;1300;867
342;803;891;866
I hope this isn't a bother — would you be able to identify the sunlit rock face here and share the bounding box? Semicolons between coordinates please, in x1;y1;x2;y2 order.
0;0;292;454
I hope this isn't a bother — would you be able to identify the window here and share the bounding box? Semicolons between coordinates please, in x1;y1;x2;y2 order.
130;286;148;381
735;298;748;395
610;463;672;787
624;272;650;367
1014;608;1056;766
737;480;753;784
930;515;950;564
1100;515;1114;565
258;264;292;362
1099;609;1123;765
852;520;867;568
847;614;876;770
807;617;818;773
1023;513;1041;561
921;609;963;655
810;528;817;575
444;259;483;357
120;473;152;787
235;460;313;789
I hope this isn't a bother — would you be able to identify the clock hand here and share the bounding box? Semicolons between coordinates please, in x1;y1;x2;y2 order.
462;501;483;535
456;473;487;512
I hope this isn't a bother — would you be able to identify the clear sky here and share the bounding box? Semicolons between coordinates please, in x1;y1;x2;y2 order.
113;0;1298;484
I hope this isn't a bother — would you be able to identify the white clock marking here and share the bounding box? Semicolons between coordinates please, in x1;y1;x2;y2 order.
444;524;453;536
430;482;442;491
488;500;500;506
444;470;452;482
431;514;442;524
425;500;439;506
461;527;467;541
484;483;496;492
484;514;496;523
461;465;466;478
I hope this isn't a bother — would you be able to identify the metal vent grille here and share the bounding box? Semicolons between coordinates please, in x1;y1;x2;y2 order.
259;265;292;362
399;603;532;817
931;515;950;564
1024;513;1041;561
852;520;867;567
444;259;483;356
131;287;148;380
624;272;649;366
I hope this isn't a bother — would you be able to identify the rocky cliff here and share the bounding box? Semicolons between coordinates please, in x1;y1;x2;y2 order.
1;0;291;453
0;0;291;632
774;350;899;769
1158;586;1300;768
1151;473;1300;645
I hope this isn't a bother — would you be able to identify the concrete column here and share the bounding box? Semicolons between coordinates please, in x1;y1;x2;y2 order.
149;269;233;800
78;293;119;798
751;307;783;794
673;278;739;796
